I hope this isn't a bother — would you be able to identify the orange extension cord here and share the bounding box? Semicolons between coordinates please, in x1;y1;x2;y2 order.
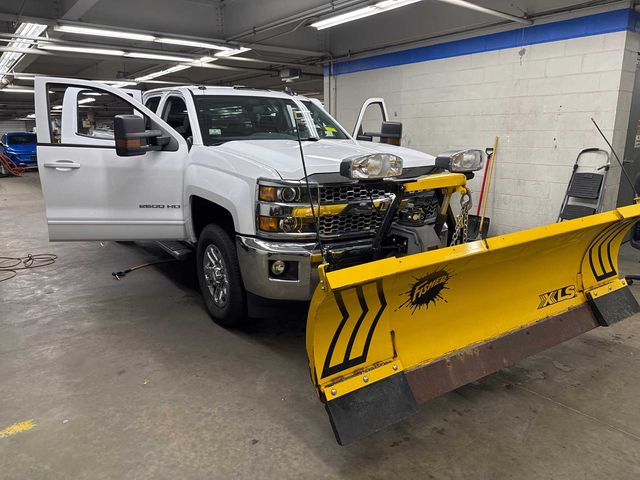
0;151;26;177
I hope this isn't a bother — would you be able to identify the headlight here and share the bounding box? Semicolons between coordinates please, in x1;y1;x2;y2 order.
435;149;484;172
258;184;302;202
340;153;403;180
257;180;317;237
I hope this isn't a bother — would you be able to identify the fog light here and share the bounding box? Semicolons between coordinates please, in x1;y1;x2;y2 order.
271;260;286;276
279;216;298;233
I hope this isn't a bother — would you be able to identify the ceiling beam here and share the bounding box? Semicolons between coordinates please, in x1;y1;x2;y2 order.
226;0;369;40
62;0;100;21
0;11;327;57
434;0;532;25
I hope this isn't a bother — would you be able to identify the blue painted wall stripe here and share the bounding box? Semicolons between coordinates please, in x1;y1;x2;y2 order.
325;8;640;76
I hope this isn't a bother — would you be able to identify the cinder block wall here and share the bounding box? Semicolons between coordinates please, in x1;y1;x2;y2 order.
326;12;638;234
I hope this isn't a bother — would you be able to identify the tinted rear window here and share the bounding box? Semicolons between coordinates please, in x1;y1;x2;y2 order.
7;134;36;145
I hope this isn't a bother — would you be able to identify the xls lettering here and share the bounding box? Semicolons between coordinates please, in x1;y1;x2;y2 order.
538;285;576;309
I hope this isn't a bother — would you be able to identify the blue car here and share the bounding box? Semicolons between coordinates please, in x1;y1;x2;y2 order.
1;132;38;176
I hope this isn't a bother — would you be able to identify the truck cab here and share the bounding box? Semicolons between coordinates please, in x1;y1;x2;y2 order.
35;77;481;327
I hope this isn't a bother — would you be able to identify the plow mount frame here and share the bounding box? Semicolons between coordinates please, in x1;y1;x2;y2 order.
306;173;640;445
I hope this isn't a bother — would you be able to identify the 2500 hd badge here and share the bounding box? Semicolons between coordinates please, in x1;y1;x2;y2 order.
139;204;181;209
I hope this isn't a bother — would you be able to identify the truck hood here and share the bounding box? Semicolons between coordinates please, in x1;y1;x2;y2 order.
208;139;435;179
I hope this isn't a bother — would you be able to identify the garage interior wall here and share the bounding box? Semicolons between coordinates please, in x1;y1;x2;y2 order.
325;8;640;234
0;121;30;135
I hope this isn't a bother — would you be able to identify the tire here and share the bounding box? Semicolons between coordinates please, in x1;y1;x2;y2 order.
0;162;8;177
196;224;247;327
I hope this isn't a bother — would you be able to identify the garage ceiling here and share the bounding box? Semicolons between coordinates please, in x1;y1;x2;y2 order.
0;0;625;119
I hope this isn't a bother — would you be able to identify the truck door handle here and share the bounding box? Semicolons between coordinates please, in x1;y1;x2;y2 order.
43;160;81;171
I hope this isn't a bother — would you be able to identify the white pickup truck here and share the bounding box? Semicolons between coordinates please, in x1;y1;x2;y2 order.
34;77;483;326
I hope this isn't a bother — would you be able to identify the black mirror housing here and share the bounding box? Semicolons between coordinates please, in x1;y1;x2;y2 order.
380;121;402;146
359;122;403;145
114;114;165;157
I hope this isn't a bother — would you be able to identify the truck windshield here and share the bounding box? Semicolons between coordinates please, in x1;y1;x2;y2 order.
7;133;36;145
300;100;349;140
194;95;348;145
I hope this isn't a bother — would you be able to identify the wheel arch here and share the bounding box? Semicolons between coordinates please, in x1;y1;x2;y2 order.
190;195;236;240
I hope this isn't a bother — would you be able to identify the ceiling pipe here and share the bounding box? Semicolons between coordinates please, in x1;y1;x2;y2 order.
434;0;532;25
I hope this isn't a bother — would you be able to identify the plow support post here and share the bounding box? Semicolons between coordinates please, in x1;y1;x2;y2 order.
306;203;640;445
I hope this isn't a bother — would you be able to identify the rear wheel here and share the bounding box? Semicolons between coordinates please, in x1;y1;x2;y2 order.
196;224;247;327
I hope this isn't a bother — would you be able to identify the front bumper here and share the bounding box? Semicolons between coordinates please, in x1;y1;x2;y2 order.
236;236;321;301
236;235;375;301
5;153;37;168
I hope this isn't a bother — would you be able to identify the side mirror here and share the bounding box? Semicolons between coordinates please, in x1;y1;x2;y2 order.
114;114;168;157
380;121;402;146
358;121;403;145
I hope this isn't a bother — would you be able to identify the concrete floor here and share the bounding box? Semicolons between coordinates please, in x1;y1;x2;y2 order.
1;173;640;480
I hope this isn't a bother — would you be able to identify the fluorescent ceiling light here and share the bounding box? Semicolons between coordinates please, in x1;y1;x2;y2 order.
52;105;63;110
38;43;125;56
311;0;422;29
12;75;34;81
125;52;193;62
135;64;190;82
155;37;229;51
0;23;47;80
134;56;216;82
214;47;251;57
0;87;34;93
101;80;137;87
78;97;96;104
434;0;532;25
55;25;156;42
26;113;36;118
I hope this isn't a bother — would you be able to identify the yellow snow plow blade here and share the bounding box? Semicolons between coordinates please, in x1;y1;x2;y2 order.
307;202;640;444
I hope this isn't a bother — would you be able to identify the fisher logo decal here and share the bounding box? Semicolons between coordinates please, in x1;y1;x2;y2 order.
537;285;576;309
397;269;450;314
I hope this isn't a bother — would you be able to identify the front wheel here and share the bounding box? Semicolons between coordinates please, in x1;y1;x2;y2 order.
196;224;247;327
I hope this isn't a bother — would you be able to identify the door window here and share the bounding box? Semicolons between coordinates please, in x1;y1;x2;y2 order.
41;82;180;152
76;89;135;139
161;96;192;141
144;96;161;114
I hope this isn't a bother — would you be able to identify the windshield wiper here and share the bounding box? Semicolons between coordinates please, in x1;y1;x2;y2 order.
299;137;319;141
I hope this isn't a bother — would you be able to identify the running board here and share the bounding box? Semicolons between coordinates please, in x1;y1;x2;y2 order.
155;240;193;260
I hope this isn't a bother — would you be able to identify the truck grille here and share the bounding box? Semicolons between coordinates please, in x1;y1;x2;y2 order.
319;211;387;236
319;184;391;203
314;183;438;238
420;196;440;220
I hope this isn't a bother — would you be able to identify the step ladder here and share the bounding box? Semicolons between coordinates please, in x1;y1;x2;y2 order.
558;148;610;222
